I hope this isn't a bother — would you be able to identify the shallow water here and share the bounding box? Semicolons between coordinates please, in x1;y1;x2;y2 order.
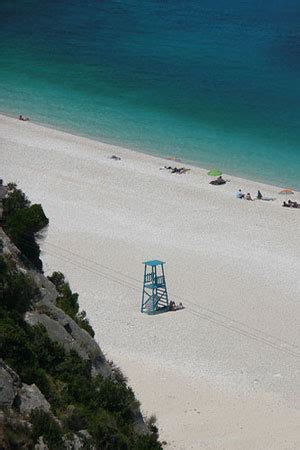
0;0;299;188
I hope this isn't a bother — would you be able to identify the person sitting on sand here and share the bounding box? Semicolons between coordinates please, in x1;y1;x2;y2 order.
283;201;290;207
236;189;245;199
210;176;226;185
19;115;29;121
257;190;263;200
245;192;253;201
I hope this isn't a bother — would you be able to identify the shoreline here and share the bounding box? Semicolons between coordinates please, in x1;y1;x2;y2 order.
1;113;300;449
1;111;298;192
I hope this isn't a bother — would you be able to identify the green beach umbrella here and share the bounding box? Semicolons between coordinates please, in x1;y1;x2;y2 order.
208;169;222;177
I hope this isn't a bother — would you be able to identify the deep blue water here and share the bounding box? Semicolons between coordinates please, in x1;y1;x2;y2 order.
1;0;300;188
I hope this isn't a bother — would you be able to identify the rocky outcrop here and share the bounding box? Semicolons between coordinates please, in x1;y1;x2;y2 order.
0;360;50;416
25;296;111;378
0;228;151;444
0;360;20;408
1;227;112;379
19;384;51;416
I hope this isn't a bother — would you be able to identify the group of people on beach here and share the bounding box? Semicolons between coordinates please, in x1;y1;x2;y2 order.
236;189;299;207
169;300;184;311
236;189;263;201
282;199;300;208
210;175;226;185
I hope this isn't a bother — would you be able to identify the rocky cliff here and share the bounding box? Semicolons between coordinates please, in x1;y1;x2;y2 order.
0;228;158;449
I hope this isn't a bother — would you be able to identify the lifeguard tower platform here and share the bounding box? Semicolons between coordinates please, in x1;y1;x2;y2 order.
141;260;169;314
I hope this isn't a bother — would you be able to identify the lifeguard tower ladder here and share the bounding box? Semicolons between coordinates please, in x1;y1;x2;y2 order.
141;260;169;314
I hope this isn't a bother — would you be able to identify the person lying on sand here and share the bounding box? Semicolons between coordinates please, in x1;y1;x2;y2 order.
210;176;226;185
163;166;190;174
110;155;121;160
283;199;300;208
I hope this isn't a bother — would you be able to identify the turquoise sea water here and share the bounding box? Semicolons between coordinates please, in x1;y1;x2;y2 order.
0;0;299;188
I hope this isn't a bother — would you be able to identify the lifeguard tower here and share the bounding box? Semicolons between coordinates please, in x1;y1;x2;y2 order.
141;260;169;314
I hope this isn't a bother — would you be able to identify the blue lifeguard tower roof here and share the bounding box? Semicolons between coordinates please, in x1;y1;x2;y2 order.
143;259;165;266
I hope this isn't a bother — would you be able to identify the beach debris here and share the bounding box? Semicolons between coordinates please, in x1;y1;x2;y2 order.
110;155;121;161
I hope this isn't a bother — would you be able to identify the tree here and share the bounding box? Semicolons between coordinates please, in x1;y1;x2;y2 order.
3;184;49;270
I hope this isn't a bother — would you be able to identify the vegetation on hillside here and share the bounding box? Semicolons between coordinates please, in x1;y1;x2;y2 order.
0;247;162;449
3;183;49;270
48;271;95;337
0;184;162;449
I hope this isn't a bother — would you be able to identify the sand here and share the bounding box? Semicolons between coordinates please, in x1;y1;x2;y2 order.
1;114;300;449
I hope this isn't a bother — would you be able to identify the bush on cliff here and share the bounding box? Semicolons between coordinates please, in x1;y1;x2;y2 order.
3;183;49;270
48;271;95;337
0;254;162;449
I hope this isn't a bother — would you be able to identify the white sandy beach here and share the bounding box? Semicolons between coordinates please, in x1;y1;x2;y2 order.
1;114;300;449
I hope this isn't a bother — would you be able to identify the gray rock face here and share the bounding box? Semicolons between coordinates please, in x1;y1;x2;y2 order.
0;360;51;417
0;360;20;407
1;228;111;379
0;229;149;437
25;296;112;379
19;384;51;416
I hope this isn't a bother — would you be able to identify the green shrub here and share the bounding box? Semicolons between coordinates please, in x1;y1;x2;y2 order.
30;410;65;449
3;182;30;217
133;434;164;449
0;187;162;449
1;268;37;315
48;271;95;337
62;406;89;432
93;377;135;419
76;310;95;337
0;319;37;379
3;183;48;269
89;409;129;450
